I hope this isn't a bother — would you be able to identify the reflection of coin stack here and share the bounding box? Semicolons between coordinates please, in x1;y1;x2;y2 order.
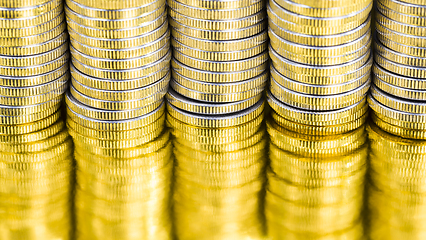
267;0;372;133
166;0;268;238
367;123;426;239
369;0;426;139
64;0;172;239
0;0;73;239
266;117;368;239
167;102;267;239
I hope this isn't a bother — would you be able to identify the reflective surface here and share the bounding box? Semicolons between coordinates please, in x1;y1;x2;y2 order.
4;114;426;239
367;123;426;240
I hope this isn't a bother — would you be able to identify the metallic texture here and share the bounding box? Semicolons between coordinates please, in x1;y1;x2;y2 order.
369;0;426;139
0;1;72;239
64;0;172;239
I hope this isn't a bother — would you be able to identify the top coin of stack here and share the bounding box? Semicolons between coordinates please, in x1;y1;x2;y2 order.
367;122;426;240
267;0;372;134
64;0;173;239
369;0;426;140
166;0;268;117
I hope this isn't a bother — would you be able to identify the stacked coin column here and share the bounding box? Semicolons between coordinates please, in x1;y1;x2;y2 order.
367;123;426;240
64;0;172;239
267;0;372;134
266;0;372;238
166;0;268;238
369;0;426;140
367;0;426;238
265;117;368;239
0;0;73;239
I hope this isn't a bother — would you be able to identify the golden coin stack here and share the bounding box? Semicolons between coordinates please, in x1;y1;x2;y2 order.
167;102;267;239
64;0;173;239
166;0;268;116
367;122;426;239
0;0;72;238
267;0;372;134
266;117;368;239
166;0;268;238
369;0;426;140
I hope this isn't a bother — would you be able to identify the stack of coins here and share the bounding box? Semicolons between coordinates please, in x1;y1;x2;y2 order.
167;102;267;239
367;122;426;239
64;0;173;239
166;0;268;117
167;0;268;238
369;0;426;140
266;117;368;239
0;0;72;238
267;0;372;133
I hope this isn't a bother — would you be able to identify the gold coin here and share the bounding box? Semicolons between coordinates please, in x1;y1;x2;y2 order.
0;52;68;77
70;44;169;70
0;3;62;29
172;57;267;83
269;16;371;47
0;96;62;116
168;0;264;20
71;71;169;101
276;0;371;17
66;92;164;120
0;84;66;106
66;11;167;39
69;84;166;111
270;76;370;111
173;49;268;72
66;0;163;19
270;47;372;84
166;88;262;115
71;50;170;80
271;65;370;95
368;95;426;125
65;3;166;30
0;11;63;38
66;101;165;131
70;31;169;60
169;17;267;41
270;29;371;65
0;104;61;125
0;110;60;135
167;100;264;128
169;8;266;30
70;0;162;10
171;71;266;102
171;28;268;52
371;85;426;114
0;0;60;17
267;0;372;35
70;64;169;92
271;110;368;135
171;37;267;61
267;90;368;126
371;113;426;139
